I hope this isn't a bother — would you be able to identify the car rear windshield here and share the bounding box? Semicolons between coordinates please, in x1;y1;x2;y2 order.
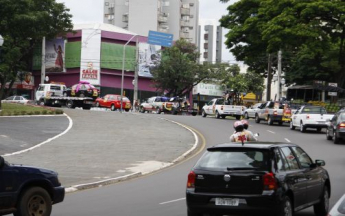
339;113;345;121
194;149;270;171
302;107;327;114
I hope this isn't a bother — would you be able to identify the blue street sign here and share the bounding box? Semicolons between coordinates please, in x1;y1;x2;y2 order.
148;30;173;47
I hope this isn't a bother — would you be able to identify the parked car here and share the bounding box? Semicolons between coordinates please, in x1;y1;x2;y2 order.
326;110;345;144
328;194;345;216
186;142;330;216
0;156;64;216
243;102;262;119
95;94;131;111
201;98;246;120
290;106;334;133
2;95;31;104
139;96;172;114
63;81;99;99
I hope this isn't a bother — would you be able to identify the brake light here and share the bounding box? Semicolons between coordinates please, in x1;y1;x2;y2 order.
338;123;345;128
285;109;291;114
306;115;310;119
263;173;277;190
187;171;196;188
273;110;278;115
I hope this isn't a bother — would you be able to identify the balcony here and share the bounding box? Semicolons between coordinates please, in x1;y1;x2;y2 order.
181;8;190;16
158;14;168;23
180;31;190;38
122;14;128;22
158;28;168;33
180;20;190;27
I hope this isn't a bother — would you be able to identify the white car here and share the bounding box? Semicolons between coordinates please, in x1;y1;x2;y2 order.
329;194;345;216
243;102;262;119
2;96;30;104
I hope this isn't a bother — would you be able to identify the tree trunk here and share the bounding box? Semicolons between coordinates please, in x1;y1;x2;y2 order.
266;54;272;101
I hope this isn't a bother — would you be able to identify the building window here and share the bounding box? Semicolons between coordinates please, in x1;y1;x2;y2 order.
204;43;208;49
105;2;109;6
189;26;193;30
204;34;208;40
203;52;208;59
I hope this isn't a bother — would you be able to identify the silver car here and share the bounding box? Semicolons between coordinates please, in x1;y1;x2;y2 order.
329;194;345;215
2;96;30;104
243;102;262;119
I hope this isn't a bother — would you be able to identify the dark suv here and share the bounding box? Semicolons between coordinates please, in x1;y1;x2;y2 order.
0;156;65;216
326;110;345;144
186;142;330;216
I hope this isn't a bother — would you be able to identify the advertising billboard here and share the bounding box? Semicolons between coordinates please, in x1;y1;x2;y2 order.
80;29;101;85
45;38;66;72
138;43;161;78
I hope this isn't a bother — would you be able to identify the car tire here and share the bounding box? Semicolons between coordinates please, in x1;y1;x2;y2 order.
39;99;45;106
66;100;75;109
125;109;129;112
255;114;260;123
95;102;100;107
216;111;220;119
16;187;52;216
192;112;197;116
278;121;283;126
83;105;92;110
235;115;241;120
140;107;145;113
268;116;273;125
277;196;293;216
221;115;226;119
244;112;249;119
202;110;207;118
156;107;161;114
187;210;202;216
290;121;295;130
326;129;332;140
317;128;322;132
300;121;306;133
334;131;340;144
111;104;115;111
313;185;329;216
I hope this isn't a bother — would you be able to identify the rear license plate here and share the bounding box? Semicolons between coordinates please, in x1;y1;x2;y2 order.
215;198;239;206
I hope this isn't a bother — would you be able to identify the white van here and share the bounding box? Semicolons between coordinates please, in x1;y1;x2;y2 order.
35;84;66;102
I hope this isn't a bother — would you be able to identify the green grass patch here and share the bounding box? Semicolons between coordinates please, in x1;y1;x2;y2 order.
0;103;64;116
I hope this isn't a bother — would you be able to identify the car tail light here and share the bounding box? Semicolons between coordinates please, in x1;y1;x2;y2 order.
263;173;277;190
306;115;310;119
273;110;278;115
221;105;223;110
338;123;345;129
285;109;291;114
187;171;196;188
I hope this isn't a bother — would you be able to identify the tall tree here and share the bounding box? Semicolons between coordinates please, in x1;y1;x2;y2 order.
151;39;222;97
0;0;73;109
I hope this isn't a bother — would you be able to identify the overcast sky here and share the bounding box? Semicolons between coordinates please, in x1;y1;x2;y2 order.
56;0;237;62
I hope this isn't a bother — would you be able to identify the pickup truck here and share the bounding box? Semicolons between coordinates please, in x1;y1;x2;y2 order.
201;98;246;120
254;101;285;125
290;106;334;133
0;156;64;216
140;96;173;114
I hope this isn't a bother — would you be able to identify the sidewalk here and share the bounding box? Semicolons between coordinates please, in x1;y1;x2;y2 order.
3;109;196;192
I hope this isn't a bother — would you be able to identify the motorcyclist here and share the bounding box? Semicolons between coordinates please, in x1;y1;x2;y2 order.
230;121;256;142
241;119;257;141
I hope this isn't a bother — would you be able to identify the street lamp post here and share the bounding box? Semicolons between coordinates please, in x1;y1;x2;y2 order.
0;35;4;111
120;34;138;112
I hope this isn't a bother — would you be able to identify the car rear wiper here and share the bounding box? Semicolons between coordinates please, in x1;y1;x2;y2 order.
226;167;259;171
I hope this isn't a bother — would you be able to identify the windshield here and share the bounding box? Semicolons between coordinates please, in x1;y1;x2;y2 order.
302;107;327;114
194;149;269;171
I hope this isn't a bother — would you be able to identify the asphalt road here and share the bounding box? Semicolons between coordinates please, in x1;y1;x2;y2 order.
50;112;345;216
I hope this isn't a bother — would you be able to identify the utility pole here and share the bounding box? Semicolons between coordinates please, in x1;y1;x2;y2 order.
41;37;46;84
266;54;272;101
133;36;139;108
277;50;282;101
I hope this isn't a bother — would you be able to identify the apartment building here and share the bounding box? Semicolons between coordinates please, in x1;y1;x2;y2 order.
103;0;199;44
198;19;223;63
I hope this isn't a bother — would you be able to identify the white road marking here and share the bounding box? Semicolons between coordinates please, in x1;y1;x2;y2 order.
285;138;291;143
267;130;275;134
159;197;186;205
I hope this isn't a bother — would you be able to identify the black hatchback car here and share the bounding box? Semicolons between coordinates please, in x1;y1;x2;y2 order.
186;142;330;216
326;111;345;144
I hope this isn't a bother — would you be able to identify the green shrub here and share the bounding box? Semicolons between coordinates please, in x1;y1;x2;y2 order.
34;111;41;115
27;111;33;115
42;110;48;115
21;111;27;115
55;109;64;114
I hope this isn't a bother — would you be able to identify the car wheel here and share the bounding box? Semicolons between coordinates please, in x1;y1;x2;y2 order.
202;110;207;117
95;102;100;107
334;131;340;144
83;105;92;110
187;210;202;216
235;115;241;120
326;129;332;140
314;185;329;216
244;112;249;119
216;111;220;119
111;104;115;111
156;107;161;114
39;99;45;106
317;128;322;132
277;196;293;216
221;115;226;119
268;116;273;125
255;114;260;123
140;107;145;113
66;100;75;109
278;121;283;126
290;121;295;130
192;112;197;116
16;187;52;216
300;121;306;133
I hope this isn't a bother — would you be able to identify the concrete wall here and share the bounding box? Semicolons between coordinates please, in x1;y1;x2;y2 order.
129;0;158;36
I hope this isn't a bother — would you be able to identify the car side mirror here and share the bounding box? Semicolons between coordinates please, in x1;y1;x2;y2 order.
0;156;5;169
315;159;325;167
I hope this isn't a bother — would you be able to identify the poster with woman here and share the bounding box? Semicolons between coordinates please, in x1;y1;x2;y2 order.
138;43;161;77
45;38;65;72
